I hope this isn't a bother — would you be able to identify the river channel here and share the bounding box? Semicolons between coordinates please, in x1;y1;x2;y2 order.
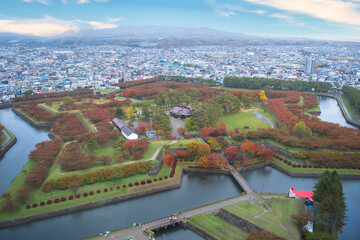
0;96;359;240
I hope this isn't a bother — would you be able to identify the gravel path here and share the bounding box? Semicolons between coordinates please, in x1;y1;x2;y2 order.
253;106;274;128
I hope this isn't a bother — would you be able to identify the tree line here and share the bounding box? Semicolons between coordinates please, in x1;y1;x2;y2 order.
342;85;360;112
224;76;332;92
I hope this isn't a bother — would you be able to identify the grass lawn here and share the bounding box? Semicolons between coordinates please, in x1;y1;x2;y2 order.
0;132;6;146
341;94;360;121
213;86;255;91
187;214;248;240
0;163;182;222
219;110;271;131
169;138;204;148
98;89;119;94
225;198;301;240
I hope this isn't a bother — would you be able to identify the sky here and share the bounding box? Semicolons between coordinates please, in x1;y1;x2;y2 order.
0;0;360;40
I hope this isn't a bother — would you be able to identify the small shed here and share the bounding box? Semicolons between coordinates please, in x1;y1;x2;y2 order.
146;130;157;139
112;118;138;140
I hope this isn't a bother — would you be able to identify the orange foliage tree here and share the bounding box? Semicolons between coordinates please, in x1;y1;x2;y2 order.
198;143;211;156
241;141;256;153
187;141;200;156
163;154;175;166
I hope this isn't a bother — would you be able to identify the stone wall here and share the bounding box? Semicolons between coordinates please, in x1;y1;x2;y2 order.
0;103;12;109
180;222;217;240
0;135;17;158
217;208;264;233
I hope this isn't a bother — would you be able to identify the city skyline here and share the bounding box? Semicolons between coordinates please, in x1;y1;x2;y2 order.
0;0;360;41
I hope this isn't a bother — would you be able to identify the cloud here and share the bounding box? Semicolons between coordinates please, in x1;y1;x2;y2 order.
0;16;78;36
77;19;119;29
77;0;89;3
269;13;290;19
210;1;266;17
22;0;49;4
244;0;360;25
106;17;122;23
76;0;109;3
61;0;67;4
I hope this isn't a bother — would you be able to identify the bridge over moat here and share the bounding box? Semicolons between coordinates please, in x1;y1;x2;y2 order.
86;166;256;240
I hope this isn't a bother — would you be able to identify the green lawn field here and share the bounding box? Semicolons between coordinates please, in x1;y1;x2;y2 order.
225;198;301;240
218;110;272;131
187;214;248;240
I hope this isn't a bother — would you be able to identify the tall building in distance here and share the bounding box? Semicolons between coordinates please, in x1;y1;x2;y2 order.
305;58;316;74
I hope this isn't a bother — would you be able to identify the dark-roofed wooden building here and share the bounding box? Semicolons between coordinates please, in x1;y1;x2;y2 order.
112;118;139;140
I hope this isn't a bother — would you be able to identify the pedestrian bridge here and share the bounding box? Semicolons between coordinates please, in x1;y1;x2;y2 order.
227;164;254;194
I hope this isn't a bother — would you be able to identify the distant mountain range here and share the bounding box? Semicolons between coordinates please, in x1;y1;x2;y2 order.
0;26;359;47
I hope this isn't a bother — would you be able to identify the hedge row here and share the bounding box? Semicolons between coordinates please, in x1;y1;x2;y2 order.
274;155;360;169
27;176;169;209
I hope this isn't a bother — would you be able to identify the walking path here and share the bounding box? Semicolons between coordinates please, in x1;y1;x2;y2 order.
89;193;263;240
253;106;274;128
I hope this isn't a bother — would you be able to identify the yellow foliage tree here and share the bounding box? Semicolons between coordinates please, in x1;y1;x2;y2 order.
187;141;200;156
198;155;209;168
260;90;268;101
126;106;137;118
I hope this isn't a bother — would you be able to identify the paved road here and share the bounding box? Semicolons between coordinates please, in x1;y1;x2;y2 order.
253;106;274;128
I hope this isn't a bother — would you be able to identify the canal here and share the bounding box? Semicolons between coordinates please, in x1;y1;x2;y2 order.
0;95;359;240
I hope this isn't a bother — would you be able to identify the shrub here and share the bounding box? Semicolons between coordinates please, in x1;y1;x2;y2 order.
147;179;152;183
279;157;283;161
54;198;60;203
292;164;296;168
297;164;301;168
308;165;312;168
302;164;307;168
287;162;291;166
110;187;113;191
47;200;52;205
314;165;318;168
104;188;108;192
141;180;146;185
164;176;168;179
325;165;329;168
40;201;45;206
116;186;120;189
97;189;101;193
135;182;139;186
69;195;74;200
128;183;133;187
122;184;126;188
76;194;81;198
358;166;360;170
89;191;94;195
284;159;288;163
26;204;31;209
83;192;88;197
154;178;157;182
335;166;339;169
159;177;162;181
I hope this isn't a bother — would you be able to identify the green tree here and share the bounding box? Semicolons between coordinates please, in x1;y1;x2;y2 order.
313;171;347;235
115;107;124;118
24;90;33;96
86;138;97;154
214;92;241;113
62;96;75;105
293;121;312;139
185;118;197;132
292;212;310;232
141;105;151;122
153;109;171;131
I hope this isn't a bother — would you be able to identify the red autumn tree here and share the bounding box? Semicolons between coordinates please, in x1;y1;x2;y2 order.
198;127;212;139
177;127;185;136
225;146;238;161
175;150;188;158
256;148;274;161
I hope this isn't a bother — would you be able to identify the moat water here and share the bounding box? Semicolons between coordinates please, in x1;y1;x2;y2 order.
0;96;359;240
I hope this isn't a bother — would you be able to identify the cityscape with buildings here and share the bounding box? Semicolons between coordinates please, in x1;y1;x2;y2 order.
1;43;360;101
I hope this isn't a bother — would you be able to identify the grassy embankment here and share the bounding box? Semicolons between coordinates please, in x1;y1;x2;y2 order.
340;94;360;121
225;198;302;240
187;214;248;239
0;124;16;151
0;137;204;222
0;159;195;222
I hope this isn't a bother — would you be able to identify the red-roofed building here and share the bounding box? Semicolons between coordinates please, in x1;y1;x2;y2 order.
289;187;314;203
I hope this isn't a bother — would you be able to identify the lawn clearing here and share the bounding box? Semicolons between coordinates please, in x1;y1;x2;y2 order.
187;213;248;240
219;110;271;131
341;94;360;121
225;198;302;240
